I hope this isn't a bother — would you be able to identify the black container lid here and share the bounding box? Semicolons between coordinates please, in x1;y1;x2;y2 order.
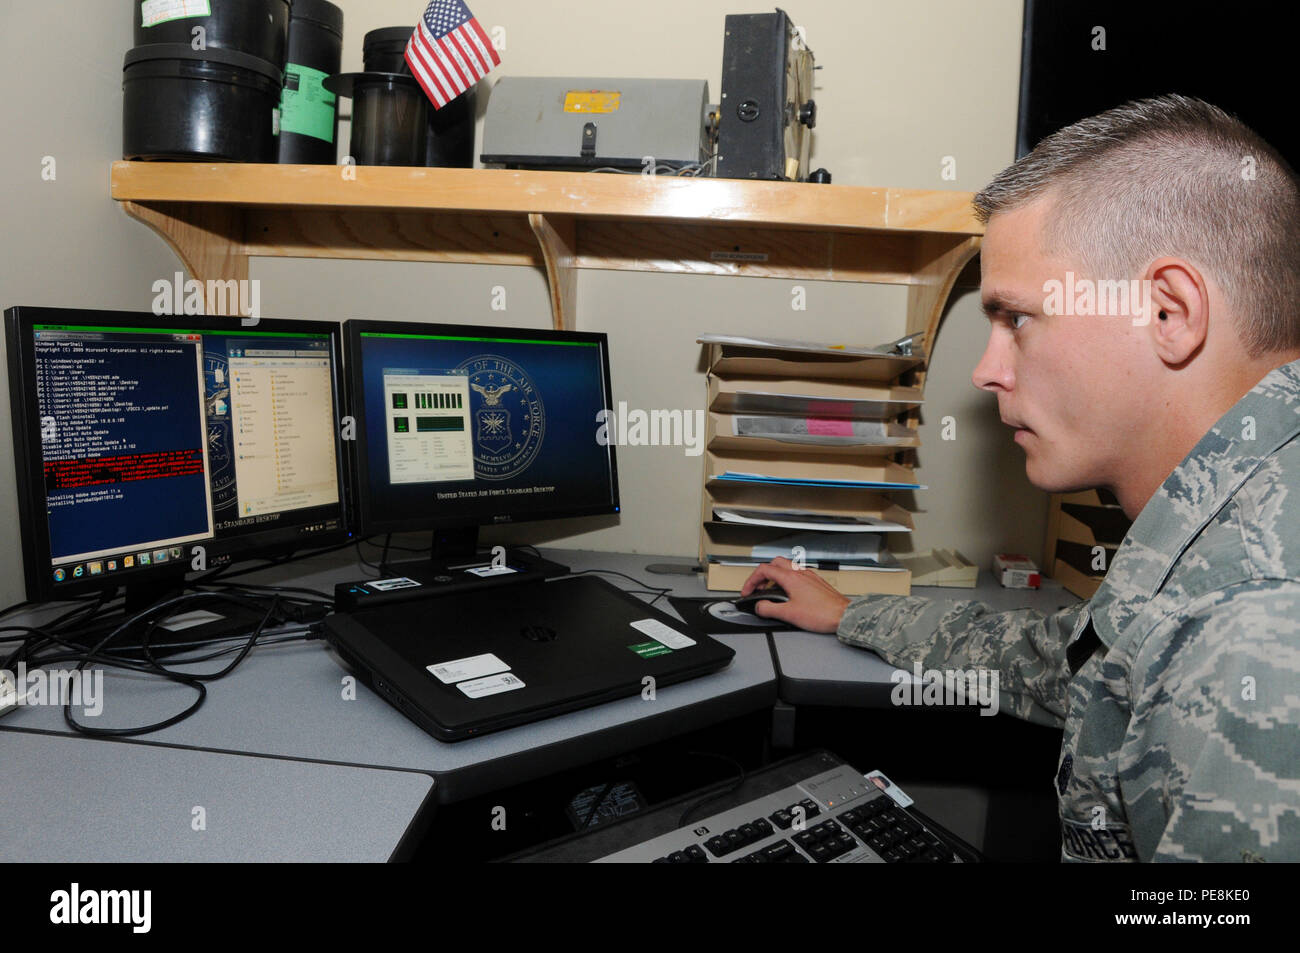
290;0;344;36
363;26;414;52
323;71;421;99
124;43;284;84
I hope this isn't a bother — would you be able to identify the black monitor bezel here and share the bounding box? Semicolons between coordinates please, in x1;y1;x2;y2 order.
343;318;621;538
5;305;351;602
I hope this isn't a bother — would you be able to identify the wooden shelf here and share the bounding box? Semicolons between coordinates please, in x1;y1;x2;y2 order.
110;162;982;338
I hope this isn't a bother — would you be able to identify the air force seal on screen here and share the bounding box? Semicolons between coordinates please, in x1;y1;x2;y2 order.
458;354;545;480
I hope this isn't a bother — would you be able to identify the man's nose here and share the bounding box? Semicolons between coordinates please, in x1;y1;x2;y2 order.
972;328;1014;392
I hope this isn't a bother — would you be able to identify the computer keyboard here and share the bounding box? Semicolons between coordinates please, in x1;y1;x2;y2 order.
594;760;961;863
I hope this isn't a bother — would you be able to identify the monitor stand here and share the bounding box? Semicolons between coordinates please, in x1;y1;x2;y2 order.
380;527;569;597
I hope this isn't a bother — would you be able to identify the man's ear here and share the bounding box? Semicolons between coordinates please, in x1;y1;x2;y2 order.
1145;257;1209;367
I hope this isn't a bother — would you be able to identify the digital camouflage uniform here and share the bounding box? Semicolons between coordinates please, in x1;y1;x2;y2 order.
838;360;1300;862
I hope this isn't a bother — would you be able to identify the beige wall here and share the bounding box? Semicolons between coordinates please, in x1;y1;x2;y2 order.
0;0;1046;607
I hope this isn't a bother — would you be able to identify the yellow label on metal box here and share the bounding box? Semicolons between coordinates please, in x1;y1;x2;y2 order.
564;90;621;114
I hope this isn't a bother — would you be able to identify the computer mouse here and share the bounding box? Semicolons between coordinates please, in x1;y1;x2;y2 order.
732;587;790;615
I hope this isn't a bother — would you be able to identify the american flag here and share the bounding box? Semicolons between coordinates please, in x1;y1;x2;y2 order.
404;0;500;110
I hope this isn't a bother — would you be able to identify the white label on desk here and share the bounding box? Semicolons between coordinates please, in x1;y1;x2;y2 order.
457;671;526;698
427;653;510;684
465;565;519;578
629;619;696;650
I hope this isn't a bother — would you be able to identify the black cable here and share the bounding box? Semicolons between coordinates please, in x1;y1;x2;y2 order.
560;569;674;606
357;536;431;555
354;541;382;575
677;752;748;827
199;581;334;604
61;591;284;737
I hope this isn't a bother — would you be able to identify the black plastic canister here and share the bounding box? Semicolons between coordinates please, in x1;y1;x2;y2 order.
123;44;283;161
277;0;344;164
362;25;477;168
345;75;430;166
133;0;291;70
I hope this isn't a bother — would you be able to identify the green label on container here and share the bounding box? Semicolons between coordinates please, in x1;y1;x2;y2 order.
279;64;337;144
141;0;212;28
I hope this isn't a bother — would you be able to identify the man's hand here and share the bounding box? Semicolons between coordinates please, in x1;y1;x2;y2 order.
739;557;850;634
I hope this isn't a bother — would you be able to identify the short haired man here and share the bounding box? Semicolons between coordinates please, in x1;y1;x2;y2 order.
743;96;1300;862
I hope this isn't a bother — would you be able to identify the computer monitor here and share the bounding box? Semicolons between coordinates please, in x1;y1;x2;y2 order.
344;319;619;581
5;306;350;608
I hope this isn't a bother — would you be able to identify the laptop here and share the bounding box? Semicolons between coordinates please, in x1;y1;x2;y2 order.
323;575;736;742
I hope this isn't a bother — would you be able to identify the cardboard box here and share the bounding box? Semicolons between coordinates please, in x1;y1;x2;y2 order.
993;553;1041;589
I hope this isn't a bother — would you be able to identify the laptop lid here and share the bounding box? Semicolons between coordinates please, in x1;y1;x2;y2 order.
324;575;735;741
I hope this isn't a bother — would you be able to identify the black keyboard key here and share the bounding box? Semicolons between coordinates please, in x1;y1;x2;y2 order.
685;845;708;863
704;836;729;857
808;842;831;863
668;851;689;863
770;809;794;830
797;798;822;818
753;818;774;838
763;841;795;862
737;823;758;843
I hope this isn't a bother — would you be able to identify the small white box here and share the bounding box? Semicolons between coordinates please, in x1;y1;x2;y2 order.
993;553;1041;589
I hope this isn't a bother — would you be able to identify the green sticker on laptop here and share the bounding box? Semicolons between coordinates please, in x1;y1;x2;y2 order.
628;641;672;658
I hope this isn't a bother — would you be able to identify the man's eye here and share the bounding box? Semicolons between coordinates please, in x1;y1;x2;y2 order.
1010;313;1030;330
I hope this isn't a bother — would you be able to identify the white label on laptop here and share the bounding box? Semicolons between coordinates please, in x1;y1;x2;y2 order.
864;770;914;808
629;619;696;650
427;653;510;684
465;565;519;577
369;577;421;592
457;672;526;698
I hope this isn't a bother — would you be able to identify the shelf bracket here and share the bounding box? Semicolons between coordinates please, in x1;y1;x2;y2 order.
905;234;982;359
122;201;250;317
528;213;577;330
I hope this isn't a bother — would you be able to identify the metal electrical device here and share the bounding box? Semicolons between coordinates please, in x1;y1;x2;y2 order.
716;7;826;182
480;8;828;182
480;77;714;173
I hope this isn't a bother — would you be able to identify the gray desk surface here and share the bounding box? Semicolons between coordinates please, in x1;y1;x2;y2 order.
1;550;777;803
0;730;434;862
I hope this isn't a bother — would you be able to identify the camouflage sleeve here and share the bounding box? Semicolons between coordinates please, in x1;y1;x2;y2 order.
837;594;1088;728
1127;582;1300;862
